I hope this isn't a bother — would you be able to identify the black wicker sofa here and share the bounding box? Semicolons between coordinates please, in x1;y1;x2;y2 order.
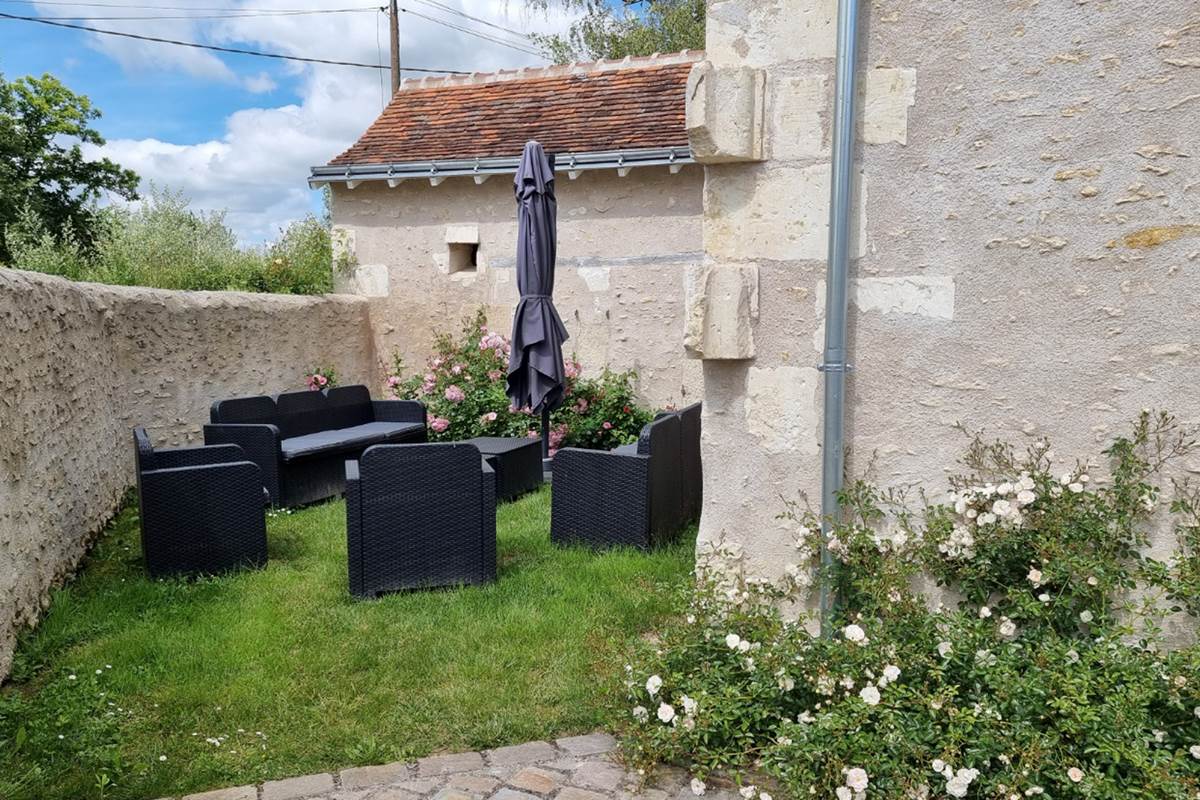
204;385;427;507
550;402;702;550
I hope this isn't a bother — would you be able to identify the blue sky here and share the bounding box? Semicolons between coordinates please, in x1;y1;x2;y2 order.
0;0;575;241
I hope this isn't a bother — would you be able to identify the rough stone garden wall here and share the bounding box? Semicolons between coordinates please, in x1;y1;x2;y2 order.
329;165;705;409
0;269;373;679
690;1;1200;589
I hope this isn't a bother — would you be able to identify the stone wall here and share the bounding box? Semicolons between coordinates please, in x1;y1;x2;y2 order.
0;269;374;679
330;165;705;409
690;0;1200;594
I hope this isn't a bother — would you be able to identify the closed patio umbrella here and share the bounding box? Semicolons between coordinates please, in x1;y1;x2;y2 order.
506;140;568;460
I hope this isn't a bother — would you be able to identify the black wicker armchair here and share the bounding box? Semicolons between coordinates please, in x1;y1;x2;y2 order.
550;402;702;550
204;384;427;507
346;443;497;599
133;427;268;578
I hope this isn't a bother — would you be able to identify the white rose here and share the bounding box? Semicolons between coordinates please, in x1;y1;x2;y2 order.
1068;482;1084;493
1190;745;1200;760
999;618;1017;638
979;606;993;619
759;793;772;800
1038;593;1051;603
1016;489;1037;506
978;512;997;525
682;695;697;716
836;788;852;800
1079;610;1093;623
937;641;953;658
844;767;869;792
739;787;756;799
646;675;663;696
737;639;751;653
1027;568;1043;585
690;778;706;796
843;624;867;644
992;499;1012;517
632;705;648;722
1067;767;1084;783
725;633;741;650
657;703;676;723
883;664;901;683
931;759;946;773
859;685;881;706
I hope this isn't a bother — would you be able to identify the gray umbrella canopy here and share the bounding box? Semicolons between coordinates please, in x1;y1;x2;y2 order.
506;140;569;414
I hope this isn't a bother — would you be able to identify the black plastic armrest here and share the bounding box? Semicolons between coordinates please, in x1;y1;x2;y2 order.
345;459;363;597
372;400;426;424
203;424;282;505
153;443;244;469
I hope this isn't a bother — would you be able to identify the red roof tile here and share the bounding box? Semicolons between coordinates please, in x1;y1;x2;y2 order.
328;54;700;166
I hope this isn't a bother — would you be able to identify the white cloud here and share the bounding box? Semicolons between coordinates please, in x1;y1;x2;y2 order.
61;0;578;242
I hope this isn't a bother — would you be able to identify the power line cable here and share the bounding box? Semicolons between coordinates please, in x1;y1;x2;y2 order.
407;0;528;41
1;0;374;10
0;11;466;72
25;9;378;19
398;5;540;57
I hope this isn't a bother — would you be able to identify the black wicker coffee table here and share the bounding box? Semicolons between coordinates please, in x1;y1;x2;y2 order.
465;437;543;501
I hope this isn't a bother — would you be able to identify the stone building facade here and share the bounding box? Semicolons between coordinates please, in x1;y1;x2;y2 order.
686;1;1200;589
316;53;706;409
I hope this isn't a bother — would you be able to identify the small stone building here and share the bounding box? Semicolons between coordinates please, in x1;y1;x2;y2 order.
312;52;706;408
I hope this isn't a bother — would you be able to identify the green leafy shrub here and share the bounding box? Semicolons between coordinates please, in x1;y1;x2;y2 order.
388;310;653;451
4;187;337;294
622;412;1200;800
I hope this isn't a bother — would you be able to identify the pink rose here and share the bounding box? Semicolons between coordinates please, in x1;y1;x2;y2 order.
445;385;465;403
487;370;503;381
430;417;450;433
602;421;613;430
527;430;539;439
387;376;401;387
479;411;498;425
317;375;328;386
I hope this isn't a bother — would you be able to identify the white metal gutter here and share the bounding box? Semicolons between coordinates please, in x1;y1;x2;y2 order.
307;146;694;189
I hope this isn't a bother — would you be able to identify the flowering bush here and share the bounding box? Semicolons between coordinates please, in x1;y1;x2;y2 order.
304;366;338;391
622;412;1200;799
387;310;653;453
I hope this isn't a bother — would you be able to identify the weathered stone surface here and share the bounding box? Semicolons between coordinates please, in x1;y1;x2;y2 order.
417;752;486;776
686;62;765;164
430;788;473;800
860;68;917;145
554;733;617;757
0;268;374;681
684;263;758;360
181;787;257;800
507;767;563;794
491;790;541;800
370;790;422;800
572;761;628;792
484;741;556;766
339;761;410;789
446;773;501;794
392;778;442;795
557;788;610;800
262;772;336;800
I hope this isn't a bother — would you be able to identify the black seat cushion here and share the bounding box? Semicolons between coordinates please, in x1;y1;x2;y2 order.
280;422;424;461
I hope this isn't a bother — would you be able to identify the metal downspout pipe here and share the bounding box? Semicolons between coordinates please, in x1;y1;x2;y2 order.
818;0;863;634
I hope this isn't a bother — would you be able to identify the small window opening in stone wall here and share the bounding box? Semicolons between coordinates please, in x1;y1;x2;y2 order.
448;242;479;272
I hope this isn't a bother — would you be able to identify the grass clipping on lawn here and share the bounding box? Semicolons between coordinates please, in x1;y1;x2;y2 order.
0;488;693;800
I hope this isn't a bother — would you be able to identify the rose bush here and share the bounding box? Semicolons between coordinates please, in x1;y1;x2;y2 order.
304;365;338;391
387;310;653;453
622;412;1200;799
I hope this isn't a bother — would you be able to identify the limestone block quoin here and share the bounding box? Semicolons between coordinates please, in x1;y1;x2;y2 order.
686;61;766;163
684;262;759;360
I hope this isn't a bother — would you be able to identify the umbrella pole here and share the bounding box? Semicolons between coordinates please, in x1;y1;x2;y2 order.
540;406;551;460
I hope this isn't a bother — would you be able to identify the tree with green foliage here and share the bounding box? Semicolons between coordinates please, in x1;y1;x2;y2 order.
0;73;139;263
530;0;704;63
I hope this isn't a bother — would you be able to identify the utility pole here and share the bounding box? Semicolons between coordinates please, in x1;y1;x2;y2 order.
389;0;400;96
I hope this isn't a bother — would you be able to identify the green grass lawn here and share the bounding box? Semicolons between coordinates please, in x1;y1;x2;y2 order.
0;488;693;800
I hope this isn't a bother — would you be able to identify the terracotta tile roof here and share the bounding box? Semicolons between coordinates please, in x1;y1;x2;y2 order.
328;52;701;166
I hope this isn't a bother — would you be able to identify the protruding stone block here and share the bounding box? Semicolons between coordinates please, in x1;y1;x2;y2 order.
684;263;759;360
686;62;766;163
445;224;480;245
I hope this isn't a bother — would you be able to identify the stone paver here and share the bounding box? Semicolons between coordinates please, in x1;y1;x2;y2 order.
485;740;557;766
262;772;336;800
340;761;411;789
556;733;617;757
507;767;563;795
171;735;682;800
447;773;502;795
418;751;487;776
557;788;610;800
572;761;628;792
181;787;257;800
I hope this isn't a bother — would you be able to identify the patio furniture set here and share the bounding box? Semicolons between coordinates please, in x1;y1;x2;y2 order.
132;385;702;598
